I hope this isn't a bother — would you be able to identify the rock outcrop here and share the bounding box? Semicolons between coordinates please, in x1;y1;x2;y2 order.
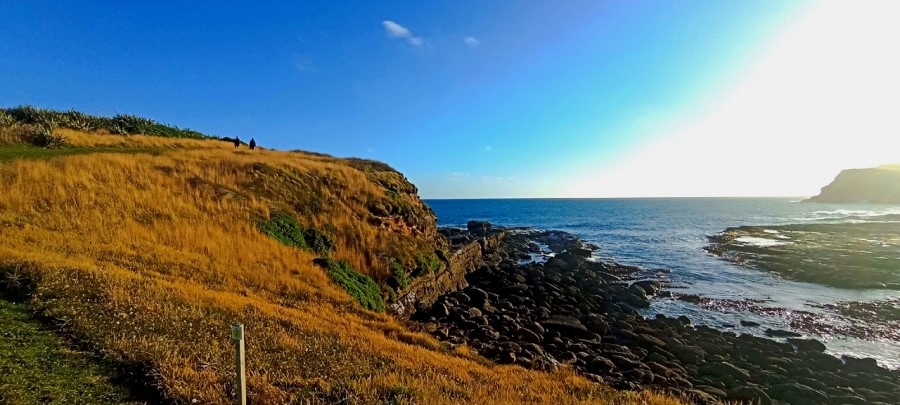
806;165;900;203
389;229;504;318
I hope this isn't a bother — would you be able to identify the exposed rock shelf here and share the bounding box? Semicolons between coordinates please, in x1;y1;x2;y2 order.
415;227;900;405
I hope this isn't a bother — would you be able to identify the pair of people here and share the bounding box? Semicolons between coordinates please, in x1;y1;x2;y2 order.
233;136;257;150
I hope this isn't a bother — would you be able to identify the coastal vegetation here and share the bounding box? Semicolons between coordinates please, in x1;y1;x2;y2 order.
0;109;682;404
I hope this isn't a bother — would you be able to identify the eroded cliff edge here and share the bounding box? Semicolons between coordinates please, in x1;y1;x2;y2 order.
806;165;900;203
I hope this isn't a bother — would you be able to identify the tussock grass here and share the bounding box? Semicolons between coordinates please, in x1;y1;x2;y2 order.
0;129;685;404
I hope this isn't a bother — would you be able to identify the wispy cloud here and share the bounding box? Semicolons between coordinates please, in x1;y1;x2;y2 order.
485;145;493;152
448;172;471;181
382;20;424;46
292;57;316;74
464;36;481;47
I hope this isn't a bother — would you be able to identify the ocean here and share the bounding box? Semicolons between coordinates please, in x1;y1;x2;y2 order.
425;198;900;369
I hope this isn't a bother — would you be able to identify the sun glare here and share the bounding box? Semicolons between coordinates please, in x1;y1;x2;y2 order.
581;0;900;198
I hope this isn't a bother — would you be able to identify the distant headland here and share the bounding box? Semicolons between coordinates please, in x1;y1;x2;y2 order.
806;164;900;204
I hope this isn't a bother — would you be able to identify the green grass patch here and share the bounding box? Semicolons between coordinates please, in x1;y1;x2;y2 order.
0;295;142;404
314;258;385;312
0;144;162;162
390;260;410;290
258;212;336;255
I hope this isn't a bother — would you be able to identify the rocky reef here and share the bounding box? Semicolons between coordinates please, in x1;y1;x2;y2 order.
806;165;900;204
415;225;900;405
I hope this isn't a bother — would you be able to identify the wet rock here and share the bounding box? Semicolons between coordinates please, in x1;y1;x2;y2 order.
632;280;662;296
466;220;492;235
740;320;760;327
569;247;592;258
842;356;880;372
765;328;801;338
620;292;650;308
787;338;826;352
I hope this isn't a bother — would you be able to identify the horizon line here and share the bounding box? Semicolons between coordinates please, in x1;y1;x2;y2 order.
422;196;811;201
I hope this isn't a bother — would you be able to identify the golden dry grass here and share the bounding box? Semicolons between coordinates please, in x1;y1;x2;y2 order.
0;130;685;404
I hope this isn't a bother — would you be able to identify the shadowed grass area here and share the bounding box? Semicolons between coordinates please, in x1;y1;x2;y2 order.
0;294;145;404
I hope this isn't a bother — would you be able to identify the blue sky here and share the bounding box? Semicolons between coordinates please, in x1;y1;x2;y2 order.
2;1;898;198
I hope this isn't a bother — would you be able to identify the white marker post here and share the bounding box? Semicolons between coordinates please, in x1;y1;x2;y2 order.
231;323;246;405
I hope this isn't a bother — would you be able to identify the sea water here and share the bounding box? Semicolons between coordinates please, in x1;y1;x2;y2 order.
426;198;900;369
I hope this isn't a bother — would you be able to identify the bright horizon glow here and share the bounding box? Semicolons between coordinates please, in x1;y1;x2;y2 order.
566;0;900;198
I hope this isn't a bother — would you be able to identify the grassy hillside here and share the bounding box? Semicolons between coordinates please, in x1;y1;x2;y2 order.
0;108;682;404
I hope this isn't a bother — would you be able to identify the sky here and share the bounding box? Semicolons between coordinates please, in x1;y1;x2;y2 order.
1;1;898;198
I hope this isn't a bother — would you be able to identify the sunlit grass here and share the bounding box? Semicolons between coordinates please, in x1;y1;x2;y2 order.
0;129;685;404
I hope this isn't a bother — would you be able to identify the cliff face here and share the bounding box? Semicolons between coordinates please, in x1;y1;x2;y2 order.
806;165;900;204
389;232;504;318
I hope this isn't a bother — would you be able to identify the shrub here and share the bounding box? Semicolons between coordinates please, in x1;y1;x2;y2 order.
24;123;67;148
0;110;16;127
314;257;385;312
415;252;441;273
303;227;336;255
0;106;210;139
435;249;448;263
390;260;409;290
258;212;335;255
259;212;308;250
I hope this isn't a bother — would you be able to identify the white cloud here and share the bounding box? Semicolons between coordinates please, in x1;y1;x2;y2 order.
485;145;493;151
382;20;424;46
464;36;481;47
382;21;411;37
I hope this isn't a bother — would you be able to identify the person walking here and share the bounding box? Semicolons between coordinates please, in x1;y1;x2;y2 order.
249;138;256;150
233;136;240;148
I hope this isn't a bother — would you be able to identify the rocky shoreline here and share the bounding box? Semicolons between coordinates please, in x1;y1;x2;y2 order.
415;223;900;404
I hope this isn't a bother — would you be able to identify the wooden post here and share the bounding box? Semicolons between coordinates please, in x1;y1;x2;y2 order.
231;323;246;405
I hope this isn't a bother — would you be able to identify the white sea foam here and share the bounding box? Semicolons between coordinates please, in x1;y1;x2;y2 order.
735;236;791;247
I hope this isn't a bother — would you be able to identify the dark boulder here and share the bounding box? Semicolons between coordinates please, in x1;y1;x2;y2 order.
466;220;492;235
764;328;801;338
787;338;826;353
540;315;588;334
769;382;828;405
700;362;751;380
727;385;772;405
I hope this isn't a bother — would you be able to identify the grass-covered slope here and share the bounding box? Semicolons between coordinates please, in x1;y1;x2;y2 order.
0;110;682;404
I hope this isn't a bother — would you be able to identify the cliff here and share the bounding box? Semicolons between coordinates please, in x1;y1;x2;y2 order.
806;165;900;204
0;107;679;404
